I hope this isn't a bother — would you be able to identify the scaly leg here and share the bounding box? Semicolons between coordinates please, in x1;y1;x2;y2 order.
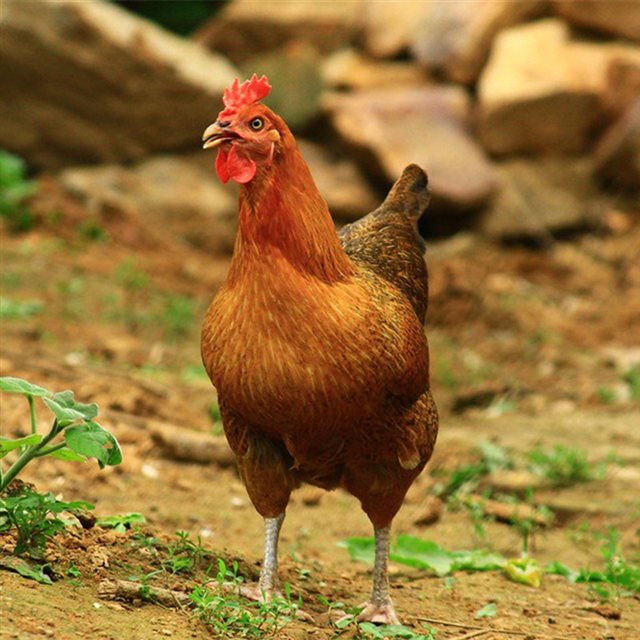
240;513;285;601
357;526;400;625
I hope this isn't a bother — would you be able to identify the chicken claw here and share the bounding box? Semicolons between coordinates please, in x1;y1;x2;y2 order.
357;601;400;626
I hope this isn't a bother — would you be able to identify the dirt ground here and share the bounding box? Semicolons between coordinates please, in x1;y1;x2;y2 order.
1;181;639;640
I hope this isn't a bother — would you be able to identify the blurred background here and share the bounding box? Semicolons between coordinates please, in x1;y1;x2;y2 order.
2;0;638;412
1;2;639;637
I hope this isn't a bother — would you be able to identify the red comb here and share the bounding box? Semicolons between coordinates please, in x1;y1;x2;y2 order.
219;74;272;120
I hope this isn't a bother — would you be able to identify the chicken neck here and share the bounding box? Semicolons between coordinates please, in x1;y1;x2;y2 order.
228;144;354;284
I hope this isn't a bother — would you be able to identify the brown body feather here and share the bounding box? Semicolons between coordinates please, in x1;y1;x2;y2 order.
201;120;438;528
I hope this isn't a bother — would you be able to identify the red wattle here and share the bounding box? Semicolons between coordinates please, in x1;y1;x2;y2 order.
227;145;257;184
216;149;230;184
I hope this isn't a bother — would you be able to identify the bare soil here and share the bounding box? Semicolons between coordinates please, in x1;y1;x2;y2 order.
1;181;639;639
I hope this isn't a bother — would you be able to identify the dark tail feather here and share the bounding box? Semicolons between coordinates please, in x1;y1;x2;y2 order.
384;164;431;222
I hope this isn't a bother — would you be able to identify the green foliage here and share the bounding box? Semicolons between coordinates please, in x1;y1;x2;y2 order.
320;596;437;639
357;623;436;640
162;295;196;338
190;559;299;639
434;441;512;499
474;602;497;619
0;297;44;320
527;444;594;487
163;531;212;575
623;367;640;400
0;376;122;491
0;487;93;558
96;513;146;534
0;150;37;232
597;386;617;404
78;220;108;242
116;258;149;291
341;535;506;577
546;529;640;601
503;557;542;588
209;402;223;435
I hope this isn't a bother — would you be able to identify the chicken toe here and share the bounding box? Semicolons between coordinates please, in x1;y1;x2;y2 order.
357;600;400;625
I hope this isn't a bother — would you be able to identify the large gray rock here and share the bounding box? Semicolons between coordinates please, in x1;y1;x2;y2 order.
363;1;425;59
594;99;640;193
326;87;498;211
0;0;237;169
194;0;364;64
322;49;428;91
240;45;323;132
480;158;602;239
298;140;379;222
554;0;640;43
411;0;545;85
59;155;238;256
605;55;640;117
477;20;640;155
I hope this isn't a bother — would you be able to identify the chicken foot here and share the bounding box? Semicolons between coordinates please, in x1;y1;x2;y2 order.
357;525;400;625
239;512;285;601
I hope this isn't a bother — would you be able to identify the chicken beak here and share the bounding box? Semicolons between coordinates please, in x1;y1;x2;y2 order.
202;122;237;150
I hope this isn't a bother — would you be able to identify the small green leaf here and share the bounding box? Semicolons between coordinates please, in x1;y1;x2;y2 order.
1;558;53;584
52;391;98;420
0;434;43;458
96;513;146;531
0;377;50;397
44;391;98;426
64;421;122;468
546;560;578;582
339;537;375;564
474;602;497;619
391;536;453;576
504;557;542;587
46;447;87;462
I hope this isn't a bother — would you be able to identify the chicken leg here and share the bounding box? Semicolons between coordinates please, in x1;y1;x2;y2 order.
357;526;400;625
240;512;285;601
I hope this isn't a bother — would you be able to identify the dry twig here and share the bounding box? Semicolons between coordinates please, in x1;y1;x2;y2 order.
98;579;191;608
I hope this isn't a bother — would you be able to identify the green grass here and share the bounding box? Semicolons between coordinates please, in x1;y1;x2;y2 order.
190;559;299;639
547;528;640;602
0;150;37;232
527;444;595;487
0;488;93;559
0;297;44;320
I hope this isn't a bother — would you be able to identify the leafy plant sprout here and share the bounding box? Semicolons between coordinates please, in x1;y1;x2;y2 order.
0;376;122;492
0;488;93;558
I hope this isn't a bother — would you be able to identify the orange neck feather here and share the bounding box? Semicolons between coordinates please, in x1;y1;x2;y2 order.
227;134;353;284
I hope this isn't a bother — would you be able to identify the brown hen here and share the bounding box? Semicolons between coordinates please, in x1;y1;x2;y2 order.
201;75;438;624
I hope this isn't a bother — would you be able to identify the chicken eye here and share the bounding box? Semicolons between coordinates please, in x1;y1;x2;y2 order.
249;117;264;131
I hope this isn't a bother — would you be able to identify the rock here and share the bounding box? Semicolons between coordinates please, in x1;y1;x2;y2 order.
194;0;364;64
411;0;545;85
485;470;548;494
326;87;498;211
554;0;640;43
478;20;601;155
59;154;237;255
0;0;237;169
605;55;640;116
298;140;378;222
240;44;323;131
594;99;640;193
413;496;443;527
363;1;425;59
322;49;428;91
569;41;640;115
480;157;602;239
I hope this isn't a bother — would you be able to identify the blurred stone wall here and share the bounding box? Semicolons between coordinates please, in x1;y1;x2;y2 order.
1;0;639;245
